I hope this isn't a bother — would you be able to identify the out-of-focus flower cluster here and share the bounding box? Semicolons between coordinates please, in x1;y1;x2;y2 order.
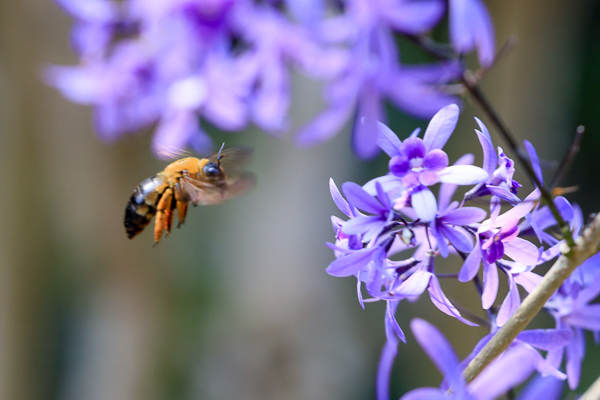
327;104;600;399
47;0;496;157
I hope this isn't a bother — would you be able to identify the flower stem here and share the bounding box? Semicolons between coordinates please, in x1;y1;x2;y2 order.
461;213;600;383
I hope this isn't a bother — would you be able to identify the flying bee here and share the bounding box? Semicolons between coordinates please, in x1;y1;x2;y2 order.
124;144;255;244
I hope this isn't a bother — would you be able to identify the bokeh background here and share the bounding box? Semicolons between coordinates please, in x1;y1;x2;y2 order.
1;1;600;399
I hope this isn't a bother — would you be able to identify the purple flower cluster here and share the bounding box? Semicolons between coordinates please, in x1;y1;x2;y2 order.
48;0;496;157
402;319;566;400
327;104;600;399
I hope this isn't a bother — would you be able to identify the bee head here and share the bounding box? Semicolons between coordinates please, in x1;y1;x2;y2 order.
202;161;221;178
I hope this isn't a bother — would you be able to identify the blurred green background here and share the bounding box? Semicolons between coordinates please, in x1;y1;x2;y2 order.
0;1;599;399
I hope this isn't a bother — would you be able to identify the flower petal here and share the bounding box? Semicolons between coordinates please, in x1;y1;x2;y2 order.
514;271;543;293
423;149;449;171
326;247;377;277
497;274;520;326
438;153;474;212
438;165;488;185
474;117;497;176
353;80;384;159
516;375;564;400
565;304;600;331
342;182;386;215
517;329;574;351
428;277;478;326
459;239;482;282
401;137;427;160
377;121;403;157
411;186;438;222
330;178;352;217
422;104;460;151
468;346;537;400
295;102;353;147
482;261;498;309
342;216;382;235
443;207;487;225
418;170;440;186
524;140;543;185
410;319;468;393
504;237;540;265
439;225;473;253
385;0;445;34
566;328;584;389
392;270;432;297
390;156;410;177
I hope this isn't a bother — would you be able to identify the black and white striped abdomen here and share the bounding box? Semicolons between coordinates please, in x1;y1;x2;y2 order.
124;175;167;239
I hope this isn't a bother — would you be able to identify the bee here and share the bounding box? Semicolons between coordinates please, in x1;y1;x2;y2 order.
124;144;255;244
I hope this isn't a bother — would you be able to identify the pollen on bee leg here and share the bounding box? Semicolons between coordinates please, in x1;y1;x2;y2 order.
154;211;165;243
161;188;174;236
176;200;188;228
174;183;189;228
154;189;173;243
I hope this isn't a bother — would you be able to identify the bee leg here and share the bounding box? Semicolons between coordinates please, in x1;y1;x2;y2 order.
174;182;189;228
154;189;173;244
162;188;175;236
176;201;188;228
154;210;165;244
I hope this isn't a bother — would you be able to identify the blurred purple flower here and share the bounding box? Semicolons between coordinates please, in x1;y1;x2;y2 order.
47;0;346;155
295;0;463;158
517;375;564;400
398;318;537;400
545;270;600;389
449;0;496;67
54;0;122;59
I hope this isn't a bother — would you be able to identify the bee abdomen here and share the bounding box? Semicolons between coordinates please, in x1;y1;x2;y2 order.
124;176;164;239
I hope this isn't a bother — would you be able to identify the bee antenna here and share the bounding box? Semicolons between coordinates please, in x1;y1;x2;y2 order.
217;142;225;167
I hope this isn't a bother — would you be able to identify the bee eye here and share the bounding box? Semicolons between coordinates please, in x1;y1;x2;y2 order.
203;162;220;177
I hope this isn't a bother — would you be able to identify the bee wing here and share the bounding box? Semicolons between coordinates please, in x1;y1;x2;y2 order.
205;145;254;171
155;145;194;161
180;171;256;206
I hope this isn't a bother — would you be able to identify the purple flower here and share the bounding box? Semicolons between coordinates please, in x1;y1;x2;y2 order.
431;202;485;258
341;181;395;243
465;118;521;204
389;137;449;187
449;0;496;67
294;0;462;158
378;105;488;221
327;177;477;326
398;318;538;400
545;270;600;389
459;190;542;318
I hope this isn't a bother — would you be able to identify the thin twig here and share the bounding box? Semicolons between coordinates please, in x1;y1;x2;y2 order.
549;125;584;189
580;373;600;400
461;213;600;383
460;75;575;248
446;295;490;327
436;273;460;279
